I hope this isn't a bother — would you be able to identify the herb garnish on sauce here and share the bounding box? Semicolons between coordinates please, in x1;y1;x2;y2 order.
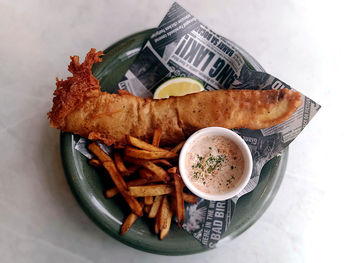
186;135;244;194
191;147;228;183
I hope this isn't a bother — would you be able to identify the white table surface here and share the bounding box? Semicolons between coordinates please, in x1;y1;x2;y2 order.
1;0;349;262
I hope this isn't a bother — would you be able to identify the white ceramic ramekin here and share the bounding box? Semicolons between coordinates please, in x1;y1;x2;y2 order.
179;127;253;201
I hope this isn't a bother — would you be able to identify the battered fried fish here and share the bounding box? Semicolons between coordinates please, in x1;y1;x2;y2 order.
48;49;302;145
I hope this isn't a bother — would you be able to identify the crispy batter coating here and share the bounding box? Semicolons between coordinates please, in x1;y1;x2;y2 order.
48;49;302;145
48;48;103;129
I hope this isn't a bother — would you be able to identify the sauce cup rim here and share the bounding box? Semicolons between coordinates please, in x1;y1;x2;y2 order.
179;127;253;201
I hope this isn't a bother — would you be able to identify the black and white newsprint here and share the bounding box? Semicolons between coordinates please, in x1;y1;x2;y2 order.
76;2;320;248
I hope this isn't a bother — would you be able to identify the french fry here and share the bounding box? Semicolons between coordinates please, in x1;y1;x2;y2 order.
126;135;170;153
138;169;164;183
183;192;198;204
89;158;101;168
124;146;178;160
127;165;139;175
171;141;185;153
105;178;150;198
102;161;128;190
88;142;111;163
125;158;170;182
128;185;174;197
167;167;178;174
121;192;143;217
88;136;190;240
162;147;172;151
159;196;171;230
174;174;185;227
105;188;119;198
127;178;149;186
159;209;173;240
144;162;169;182
152;128;162;147
170;192;177;214
113;142;127;149
121;201;145;235
121;212;138;235
148;195;163;218
103;162;143;216
89;143;143;216
139;168;154;180
144;205;151;214
153;159;172;167
144;196;153;205
114;152;128;175
154;205;161;234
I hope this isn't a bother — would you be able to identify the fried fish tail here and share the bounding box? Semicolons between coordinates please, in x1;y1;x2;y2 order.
48;49;302;145
48;48;103;129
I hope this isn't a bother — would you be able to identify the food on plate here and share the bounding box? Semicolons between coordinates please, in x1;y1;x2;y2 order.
127;185;174;197
152;159;172;167
183;192;197;204
148;195;163;218
138;168;155;180
167;167;178;174
185;135;245;194
153;77;204;99
50;49;301;239
126;135;172;153
156;196;171;237
105;187;119;198
48;49;302;146
113;153;128;175
160;208;173;240
88;158;101;168
104;178;150;198
121;200;144;235
144;196;153;205
124;146;178;160
170;141;185;153
179;127;253;201
173;174;185;227
152;127;162;146
88;142;143;217
125;158;170;182
87;128;196;239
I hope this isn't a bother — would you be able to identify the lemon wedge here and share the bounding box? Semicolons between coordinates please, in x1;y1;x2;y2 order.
153;77;204;99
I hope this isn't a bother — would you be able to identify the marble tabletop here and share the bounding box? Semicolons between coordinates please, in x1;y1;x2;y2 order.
1;0;349;262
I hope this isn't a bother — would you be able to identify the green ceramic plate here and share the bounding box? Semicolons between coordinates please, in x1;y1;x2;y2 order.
60;29;288;255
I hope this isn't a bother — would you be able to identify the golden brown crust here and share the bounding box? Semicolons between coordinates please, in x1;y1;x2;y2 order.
48;48;103;128
48;49;302;146
175;88;302;134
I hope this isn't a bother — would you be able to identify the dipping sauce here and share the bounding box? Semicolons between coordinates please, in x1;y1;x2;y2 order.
185;135;244;194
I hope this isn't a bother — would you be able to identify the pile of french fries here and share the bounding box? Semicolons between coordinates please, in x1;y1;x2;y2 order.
87;128;197;240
